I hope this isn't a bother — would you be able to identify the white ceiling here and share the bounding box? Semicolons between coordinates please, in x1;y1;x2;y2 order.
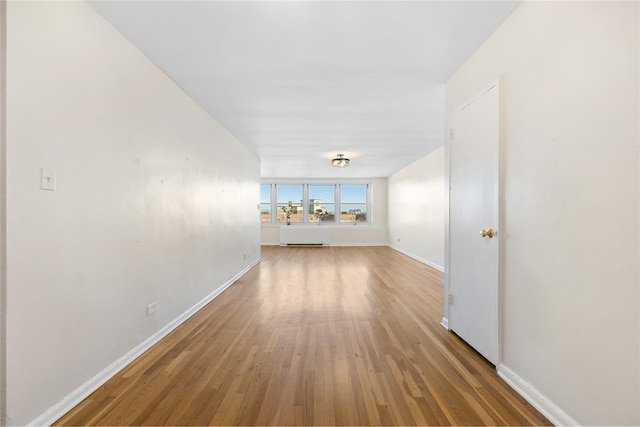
89;1;520;178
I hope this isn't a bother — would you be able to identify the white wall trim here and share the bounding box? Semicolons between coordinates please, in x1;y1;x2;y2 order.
262;243;389;247
389;245;445;272
330;242;388;247
497;364;579;427
0;1;6;424
440;317;449;330
28;258;261;427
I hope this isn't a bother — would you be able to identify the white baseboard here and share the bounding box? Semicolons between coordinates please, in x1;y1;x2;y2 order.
389;245;445;272
440;317;449;330
497;364;579;426
262;243;388;247
29;258;261;427
329;242;388;247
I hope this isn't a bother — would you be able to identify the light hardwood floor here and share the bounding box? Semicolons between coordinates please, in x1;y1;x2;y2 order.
56;246;550;426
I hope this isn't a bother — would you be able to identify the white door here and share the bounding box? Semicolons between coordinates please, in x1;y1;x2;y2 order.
449;82;500;365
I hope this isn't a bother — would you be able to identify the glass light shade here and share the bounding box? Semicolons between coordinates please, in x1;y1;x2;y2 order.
332;154;350;167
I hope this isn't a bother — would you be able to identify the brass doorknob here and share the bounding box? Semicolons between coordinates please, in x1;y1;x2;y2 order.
481;229;495;238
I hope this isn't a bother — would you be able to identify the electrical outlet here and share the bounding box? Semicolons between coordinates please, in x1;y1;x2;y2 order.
243;254;247;260
146;302;157;316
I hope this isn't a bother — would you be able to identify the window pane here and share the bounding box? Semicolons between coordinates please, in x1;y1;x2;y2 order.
340;185;367;222
260;185;271;223
308;185;335;222
276;185;303;223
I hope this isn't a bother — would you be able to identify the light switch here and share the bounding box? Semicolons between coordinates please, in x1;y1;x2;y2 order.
41;168;56;191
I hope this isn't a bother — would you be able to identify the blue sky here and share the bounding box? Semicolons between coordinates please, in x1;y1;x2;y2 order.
276;185;302;203
260;185;270;203
261;184;366;204
309;185;334;202
341;185;366;203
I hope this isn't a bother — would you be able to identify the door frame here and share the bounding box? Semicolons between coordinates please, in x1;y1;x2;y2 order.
444;79;503;367
1;1;7;424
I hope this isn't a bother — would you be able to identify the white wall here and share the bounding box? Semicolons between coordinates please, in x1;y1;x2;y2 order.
445;2;639;425
261;178;389;246
6;2;260;425
388;147;444;270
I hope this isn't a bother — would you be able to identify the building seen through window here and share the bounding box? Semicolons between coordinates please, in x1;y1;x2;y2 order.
340;185;367;222
276;185;303;223
260;183;369;224
308;185;335;222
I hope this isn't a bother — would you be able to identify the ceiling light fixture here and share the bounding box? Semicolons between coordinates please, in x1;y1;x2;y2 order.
332;154;350;168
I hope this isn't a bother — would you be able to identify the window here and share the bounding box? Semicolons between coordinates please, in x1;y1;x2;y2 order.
308;185;335;222
260;184;271;223
340;185;367;223
261;183;370;225
276;185;303;223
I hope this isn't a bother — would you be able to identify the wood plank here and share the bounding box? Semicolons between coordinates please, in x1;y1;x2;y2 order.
55;246;551;426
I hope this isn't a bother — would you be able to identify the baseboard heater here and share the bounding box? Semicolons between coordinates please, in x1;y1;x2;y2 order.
280;228;329;247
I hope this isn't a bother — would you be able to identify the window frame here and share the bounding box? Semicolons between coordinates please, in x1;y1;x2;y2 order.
338;184;369;224
260;184;273;224
307;184;337;223
260;181;372;226
275;184;304;224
